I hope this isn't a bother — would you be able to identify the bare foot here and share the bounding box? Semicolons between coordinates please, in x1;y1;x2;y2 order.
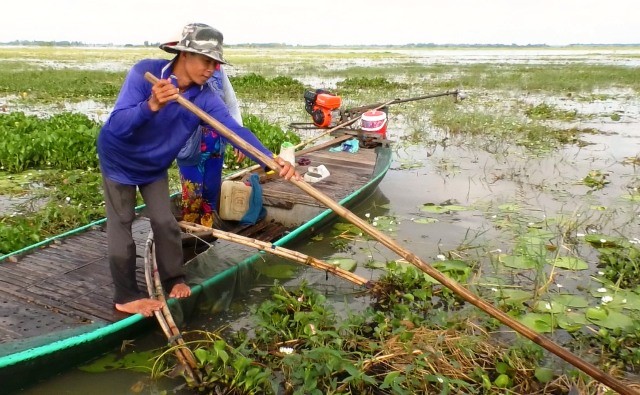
169;282;191;299
115;298;164;317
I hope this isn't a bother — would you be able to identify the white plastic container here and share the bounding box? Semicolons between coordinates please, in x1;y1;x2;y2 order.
219;180;251;221
304;165;330;183
278;142;296;167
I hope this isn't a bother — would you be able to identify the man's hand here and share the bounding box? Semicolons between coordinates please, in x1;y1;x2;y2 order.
275;156;301;181
148;78;179;112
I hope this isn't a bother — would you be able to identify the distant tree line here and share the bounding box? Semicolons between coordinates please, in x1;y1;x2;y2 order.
1;40;638;48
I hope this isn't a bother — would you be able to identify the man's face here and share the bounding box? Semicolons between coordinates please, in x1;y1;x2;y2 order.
184;52;218;85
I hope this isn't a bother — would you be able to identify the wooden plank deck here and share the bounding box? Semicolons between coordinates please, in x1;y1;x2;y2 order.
0;144;378;350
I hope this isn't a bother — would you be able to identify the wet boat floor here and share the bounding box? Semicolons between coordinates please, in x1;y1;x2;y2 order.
0;145;378;354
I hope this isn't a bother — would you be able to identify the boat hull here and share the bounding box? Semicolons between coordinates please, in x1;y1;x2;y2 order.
0;143;391;392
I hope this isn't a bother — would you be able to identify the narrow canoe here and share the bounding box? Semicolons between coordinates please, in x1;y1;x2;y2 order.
0;136;391;392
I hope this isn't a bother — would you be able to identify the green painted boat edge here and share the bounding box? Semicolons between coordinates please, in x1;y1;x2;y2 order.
0;145;391;386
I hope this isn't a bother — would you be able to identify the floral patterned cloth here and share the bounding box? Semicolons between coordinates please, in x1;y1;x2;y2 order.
179;126;227;227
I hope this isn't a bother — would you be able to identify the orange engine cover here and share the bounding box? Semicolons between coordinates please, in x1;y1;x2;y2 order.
312;94;342;127
315;93;341;110
311;106;334;128
305;90;342;128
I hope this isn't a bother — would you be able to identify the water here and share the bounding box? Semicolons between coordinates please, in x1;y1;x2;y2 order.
10;47;640;394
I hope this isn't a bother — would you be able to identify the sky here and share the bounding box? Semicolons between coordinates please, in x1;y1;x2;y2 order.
2;0;638;46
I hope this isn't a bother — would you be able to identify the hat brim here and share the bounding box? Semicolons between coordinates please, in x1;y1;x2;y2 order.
160;42;228;65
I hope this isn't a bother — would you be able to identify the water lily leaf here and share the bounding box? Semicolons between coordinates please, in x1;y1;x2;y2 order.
327;257;357;272
419;203;467;214
595;292;640;311
331;222;362;236
413;217;439;224
417;261;470;284
499;254;537;270
371;215;398;232
533;300;564;314
519;313;556;333
494;289;531;305
255;263;297;279
586;308;635;330
585;307;608;321
364;260;387;269
79;353;119;372
548;256;588;270
557;311;588;332
551;294;588;308
525;228;556;240
79;351;156;373
434;259;470;275
583;234;624;248
517;236;548;256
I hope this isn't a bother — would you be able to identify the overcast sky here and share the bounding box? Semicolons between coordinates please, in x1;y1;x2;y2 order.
2;0;637;46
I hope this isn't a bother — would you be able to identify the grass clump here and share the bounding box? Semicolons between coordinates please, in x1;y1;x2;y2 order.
156;280;610;394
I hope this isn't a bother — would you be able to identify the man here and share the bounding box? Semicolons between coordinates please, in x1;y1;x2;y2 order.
97;23;297;317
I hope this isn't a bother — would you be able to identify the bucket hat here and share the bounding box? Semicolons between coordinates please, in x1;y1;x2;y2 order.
160;23;227;64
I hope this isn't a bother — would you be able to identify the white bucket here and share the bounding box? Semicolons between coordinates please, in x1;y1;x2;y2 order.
361;110;388;137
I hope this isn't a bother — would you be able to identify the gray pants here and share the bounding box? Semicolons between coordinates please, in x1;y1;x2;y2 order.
102;176;184;304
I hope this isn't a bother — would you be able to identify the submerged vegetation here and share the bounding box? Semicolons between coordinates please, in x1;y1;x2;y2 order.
3;46;640;393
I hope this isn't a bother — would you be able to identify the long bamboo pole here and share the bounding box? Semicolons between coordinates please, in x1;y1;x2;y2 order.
179;221;371;287
144;232;200;383
146;72;635;394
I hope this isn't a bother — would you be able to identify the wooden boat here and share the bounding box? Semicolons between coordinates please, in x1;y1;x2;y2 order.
0;133;391;392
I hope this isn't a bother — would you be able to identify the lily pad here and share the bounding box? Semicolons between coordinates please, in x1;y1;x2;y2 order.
494;288;532;305
327;257;357;272
550;294;588;308
419;203;467;214
364;260;387;269
532;300;564;314
79;351;156;373
517;236;549;256
422;259;472;283
583;234;625;248
519;313;556;333
585;307;635;330
557;311;589;332
255;263;298;279
548;256;589;271
499;254;537;270
413;217;439;224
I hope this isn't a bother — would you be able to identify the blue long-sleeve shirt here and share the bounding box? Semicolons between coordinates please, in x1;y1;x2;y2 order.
97;58;272;185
